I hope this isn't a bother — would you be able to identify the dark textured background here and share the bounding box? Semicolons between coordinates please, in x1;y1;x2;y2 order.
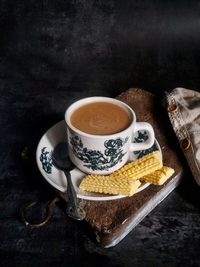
1;1;200;266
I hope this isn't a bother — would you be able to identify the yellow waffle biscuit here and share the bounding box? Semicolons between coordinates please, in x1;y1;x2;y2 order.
140;166;175;185
80;175;141;196
79;151;163;196
110;151;162;180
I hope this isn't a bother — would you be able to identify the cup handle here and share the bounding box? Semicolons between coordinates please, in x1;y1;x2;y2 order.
130;122;155;151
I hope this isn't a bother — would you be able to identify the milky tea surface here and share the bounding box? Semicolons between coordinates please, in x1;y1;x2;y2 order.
70;102;132;135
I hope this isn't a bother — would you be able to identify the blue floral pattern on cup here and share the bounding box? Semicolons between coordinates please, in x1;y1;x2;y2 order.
40;131;158;174
70;136;129;171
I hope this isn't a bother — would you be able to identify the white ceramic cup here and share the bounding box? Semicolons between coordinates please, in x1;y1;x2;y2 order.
65;97;155;175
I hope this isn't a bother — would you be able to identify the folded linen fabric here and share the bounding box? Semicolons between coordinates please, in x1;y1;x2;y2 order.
166;87;200;185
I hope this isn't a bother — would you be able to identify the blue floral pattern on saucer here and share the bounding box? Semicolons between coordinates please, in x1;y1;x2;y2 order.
37;121;162;200
40;147;53;174
133;130;158;158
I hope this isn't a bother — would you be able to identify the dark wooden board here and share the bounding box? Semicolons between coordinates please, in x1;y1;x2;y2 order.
80;88;185;247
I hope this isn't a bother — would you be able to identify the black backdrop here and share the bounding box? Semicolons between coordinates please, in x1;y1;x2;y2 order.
1;1;200;267
1;0;200;145
1;0;200;98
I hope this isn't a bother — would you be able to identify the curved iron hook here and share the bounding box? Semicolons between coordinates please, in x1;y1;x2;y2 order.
21;197;59;228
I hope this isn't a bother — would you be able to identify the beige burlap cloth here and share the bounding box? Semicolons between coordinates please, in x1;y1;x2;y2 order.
166;87;200;185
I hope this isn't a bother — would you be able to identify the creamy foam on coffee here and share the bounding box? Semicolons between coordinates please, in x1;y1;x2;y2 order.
70;102;131;135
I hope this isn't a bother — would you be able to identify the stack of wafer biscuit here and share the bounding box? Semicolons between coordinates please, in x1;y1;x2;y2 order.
79;151;175;196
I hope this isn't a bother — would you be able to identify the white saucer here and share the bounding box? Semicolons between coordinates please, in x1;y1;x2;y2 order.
36;120;162;201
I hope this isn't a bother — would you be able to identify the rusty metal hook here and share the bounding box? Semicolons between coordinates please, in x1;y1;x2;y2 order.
21;196;59;228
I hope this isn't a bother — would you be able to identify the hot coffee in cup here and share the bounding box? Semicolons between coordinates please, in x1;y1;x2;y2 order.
65;97;155;175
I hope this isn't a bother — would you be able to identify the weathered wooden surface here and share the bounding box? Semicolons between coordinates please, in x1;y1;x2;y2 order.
81;88;185;247
1;1;200;266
